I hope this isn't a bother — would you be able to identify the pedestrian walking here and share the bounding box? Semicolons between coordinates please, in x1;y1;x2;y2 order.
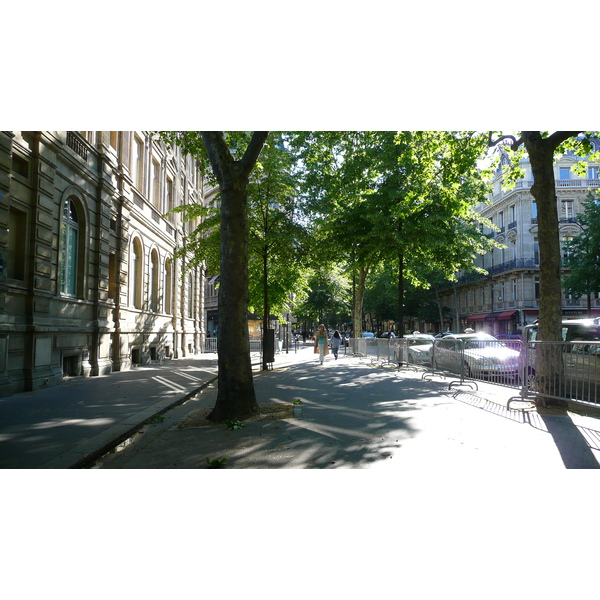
314;324;329;364
331;330;342;360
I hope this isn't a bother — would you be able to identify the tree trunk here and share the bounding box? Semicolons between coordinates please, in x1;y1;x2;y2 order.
452;282;460;333
262;248;270;371
435;285;444;331
202;132;268;421
524;133;563;343
353;265;369;336
397;253;404;336
523;132;565;404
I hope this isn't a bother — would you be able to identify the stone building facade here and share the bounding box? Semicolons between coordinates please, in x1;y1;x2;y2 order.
438;146;600;335
0;131;208;398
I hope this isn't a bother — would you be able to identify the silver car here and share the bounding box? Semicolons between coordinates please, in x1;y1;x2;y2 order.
433;333;520;379
394;334;435;365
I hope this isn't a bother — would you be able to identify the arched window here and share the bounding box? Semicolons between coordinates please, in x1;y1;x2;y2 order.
187;273;194;318
164;260;172;315
60;198;81;296
132;238;143;309
150;249;159;312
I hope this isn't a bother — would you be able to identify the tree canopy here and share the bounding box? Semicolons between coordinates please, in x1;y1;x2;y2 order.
290;131;497;336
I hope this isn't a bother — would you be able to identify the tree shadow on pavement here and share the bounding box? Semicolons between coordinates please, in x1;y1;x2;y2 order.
535;411;600;469
219;359;455;468
450;390;600;469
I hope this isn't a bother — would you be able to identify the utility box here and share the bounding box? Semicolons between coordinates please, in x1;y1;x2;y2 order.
263;328;275;364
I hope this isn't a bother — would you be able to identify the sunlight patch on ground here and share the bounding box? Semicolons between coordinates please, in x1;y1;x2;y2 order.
31;418;115;430
289;418;373;441
151;376;187;392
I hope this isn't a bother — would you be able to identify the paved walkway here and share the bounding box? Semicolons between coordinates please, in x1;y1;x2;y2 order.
2;343;600;469
91;346;600;470
0;354;221;468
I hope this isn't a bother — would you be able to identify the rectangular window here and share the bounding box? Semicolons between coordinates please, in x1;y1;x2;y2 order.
512;279;517;301
151;158;160;208
563;236;574;260
108;253;117;300
133;136;144;191
110;131;118;151
7;207;27;280
535;277;540;300
166;177;174;221
509;204;515;222
531;200;537;220
12;154;29;179
561;200;574;219
534;236;539;264
589;166;599;180
187;275;194;318
498;211;504;228
560;167;571;180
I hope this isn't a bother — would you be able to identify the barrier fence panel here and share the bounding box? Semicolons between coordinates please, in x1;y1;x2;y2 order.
204;338;218;352
349;335;600;413
350;337;435;368
514;340;600;409
430;337;522;391
203;338;263;354
349;338;392;361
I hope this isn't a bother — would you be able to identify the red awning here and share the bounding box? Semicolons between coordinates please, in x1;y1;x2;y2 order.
496;310;517;320
467;313;489;321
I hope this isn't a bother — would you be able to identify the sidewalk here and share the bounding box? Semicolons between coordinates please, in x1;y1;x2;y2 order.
94;345;600;469
0;354;221;468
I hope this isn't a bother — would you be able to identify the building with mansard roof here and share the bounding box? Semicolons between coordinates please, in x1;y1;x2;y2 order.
0;131;210;398
436;143;600;336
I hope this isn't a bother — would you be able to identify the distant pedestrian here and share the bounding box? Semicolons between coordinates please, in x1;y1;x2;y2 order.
331;330;342;360
314;324;329;364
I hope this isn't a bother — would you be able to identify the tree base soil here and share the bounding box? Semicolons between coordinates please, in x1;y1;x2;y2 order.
179;403;294;429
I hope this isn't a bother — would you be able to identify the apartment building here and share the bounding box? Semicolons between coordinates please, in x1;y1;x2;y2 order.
0;131;207;398
438;145;600;335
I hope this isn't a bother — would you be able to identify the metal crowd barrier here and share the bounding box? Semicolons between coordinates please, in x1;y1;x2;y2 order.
348;335;600;414
348;337;430;370
203;338;264;353
349;338;394;363
424;338;523;392
508;340;600;410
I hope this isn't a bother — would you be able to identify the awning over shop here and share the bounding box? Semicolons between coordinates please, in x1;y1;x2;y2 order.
467;313;489;321
485;311;516;320
496;310;517;320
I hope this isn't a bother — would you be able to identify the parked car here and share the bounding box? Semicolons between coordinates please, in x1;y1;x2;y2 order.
524;318;600;344
521;319;600;403
433;333;520;379
394;334;435;365
434;331;455;338
495;333;522;351
361;332;375;338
